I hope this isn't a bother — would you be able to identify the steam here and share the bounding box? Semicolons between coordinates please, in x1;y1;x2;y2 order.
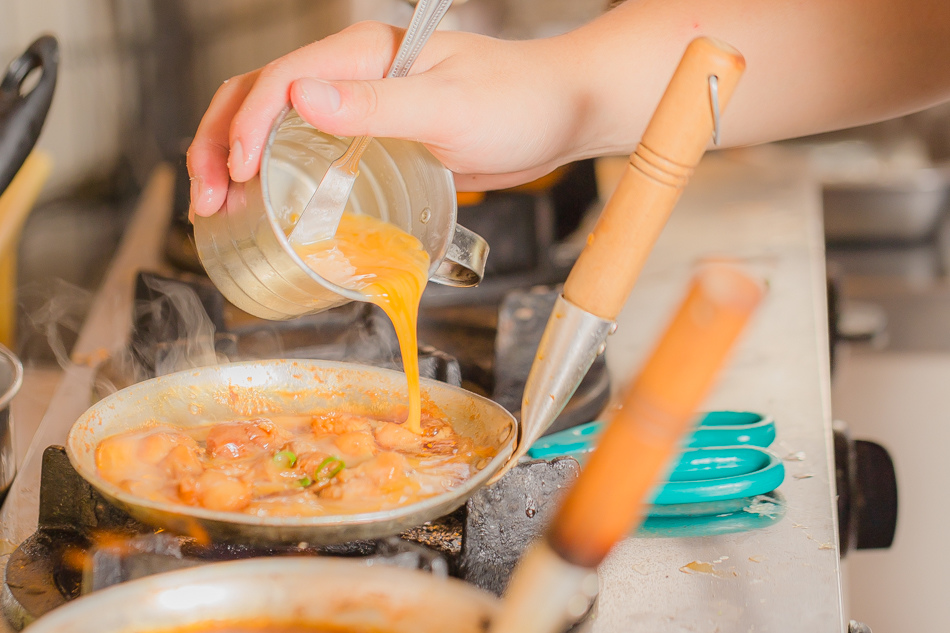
124;276;405;380
134;275;223;377
95;275;229;396
20;273;409;400
18;279;93;369
19;275;228;398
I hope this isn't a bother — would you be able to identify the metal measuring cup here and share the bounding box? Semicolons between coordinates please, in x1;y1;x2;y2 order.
193;108;488;321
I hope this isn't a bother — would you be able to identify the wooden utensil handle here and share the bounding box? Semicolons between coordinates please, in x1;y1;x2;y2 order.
563;37;745;320
549;265;763;568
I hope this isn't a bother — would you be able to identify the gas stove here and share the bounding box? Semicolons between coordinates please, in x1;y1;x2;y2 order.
1;148;892;632
0;163;609;630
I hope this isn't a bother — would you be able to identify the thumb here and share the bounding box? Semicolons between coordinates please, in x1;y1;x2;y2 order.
290;76;453;146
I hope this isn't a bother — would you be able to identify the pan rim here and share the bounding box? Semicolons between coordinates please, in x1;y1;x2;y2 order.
65;358;516;535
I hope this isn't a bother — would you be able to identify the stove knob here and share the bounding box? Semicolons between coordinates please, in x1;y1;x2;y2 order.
834;421;898;555
853;439;898;550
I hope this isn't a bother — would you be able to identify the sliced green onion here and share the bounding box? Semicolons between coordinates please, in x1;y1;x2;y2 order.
273;450;297;468
298;475;312;487
314;456;345;481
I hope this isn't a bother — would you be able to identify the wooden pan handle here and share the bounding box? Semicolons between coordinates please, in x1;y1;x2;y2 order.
563;37;745;320
548;265;763;568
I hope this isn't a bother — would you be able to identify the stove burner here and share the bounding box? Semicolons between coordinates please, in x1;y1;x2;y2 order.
83;531;451;595
4;446;584;627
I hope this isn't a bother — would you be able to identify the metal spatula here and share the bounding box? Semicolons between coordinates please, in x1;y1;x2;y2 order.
288;0;454;246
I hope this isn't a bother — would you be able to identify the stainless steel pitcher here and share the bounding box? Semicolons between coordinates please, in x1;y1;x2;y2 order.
194;108;488;321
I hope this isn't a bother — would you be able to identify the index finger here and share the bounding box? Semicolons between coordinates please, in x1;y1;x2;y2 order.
226;21;405;183
188;71;259;216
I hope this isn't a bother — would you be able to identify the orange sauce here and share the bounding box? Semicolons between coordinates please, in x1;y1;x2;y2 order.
294;213;429;434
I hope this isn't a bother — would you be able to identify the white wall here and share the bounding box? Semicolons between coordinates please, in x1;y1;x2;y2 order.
1;0;130;194
0;0;349;196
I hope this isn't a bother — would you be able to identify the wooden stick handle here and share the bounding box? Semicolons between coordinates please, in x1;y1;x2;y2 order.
548;265;763;568
563;37;745;320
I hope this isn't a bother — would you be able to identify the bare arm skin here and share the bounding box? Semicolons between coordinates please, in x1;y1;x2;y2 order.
188;0;950;216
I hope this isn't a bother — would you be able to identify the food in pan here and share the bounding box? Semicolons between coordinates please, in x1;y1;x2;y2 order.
294;212;430;434
95;406;496;516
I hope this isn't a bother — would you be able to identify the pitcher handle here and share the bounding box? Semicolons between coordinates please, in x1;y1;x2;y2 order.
430;224;489;288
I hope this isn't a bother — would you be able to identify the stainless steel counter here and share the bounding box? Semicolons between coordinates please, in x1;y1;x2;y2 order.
0;146;843;631
593;146;842;631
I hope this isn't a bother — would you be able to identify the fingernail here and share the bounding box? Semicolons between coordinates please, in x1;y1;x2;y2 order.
190;176;203;207
191;176;214;215
228;139;245;171
297;78;342;114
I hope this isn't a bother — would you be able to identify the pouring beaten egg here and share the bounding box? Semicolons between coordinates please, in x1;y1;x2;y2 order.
293;212;430;434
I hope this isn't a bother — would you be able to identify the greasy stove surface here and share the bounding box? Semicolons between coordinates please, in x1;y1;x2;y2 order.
5;446;580;626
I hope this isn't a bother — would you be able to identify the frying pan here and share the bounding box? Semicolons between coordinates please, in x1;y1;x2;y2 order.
0;35;58;196
66;359;517;546
21;558;499;633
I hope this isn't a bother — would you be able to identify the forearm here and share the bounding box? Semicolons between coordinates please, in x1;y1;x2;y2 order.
555;0;950;159
188;0;950;212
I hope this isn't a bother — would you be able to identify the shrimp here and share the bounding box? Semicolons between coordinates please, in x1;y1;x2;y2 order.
205;419;285;460
334;430;377;461
311;411;372;436
191;470;252;512
97;429;197;483
374;422;424;452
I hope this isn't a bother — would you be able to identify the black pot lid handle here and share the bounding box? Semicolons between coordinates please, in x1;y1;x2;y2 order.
0;35;59;197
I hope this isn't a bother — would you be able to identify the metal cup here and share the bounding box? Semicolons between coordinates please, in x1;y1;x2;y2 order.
194;108;488;320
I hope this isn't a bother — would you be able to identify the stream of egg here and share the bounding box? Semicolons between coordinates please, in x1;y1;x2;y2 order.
294;212;429;434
